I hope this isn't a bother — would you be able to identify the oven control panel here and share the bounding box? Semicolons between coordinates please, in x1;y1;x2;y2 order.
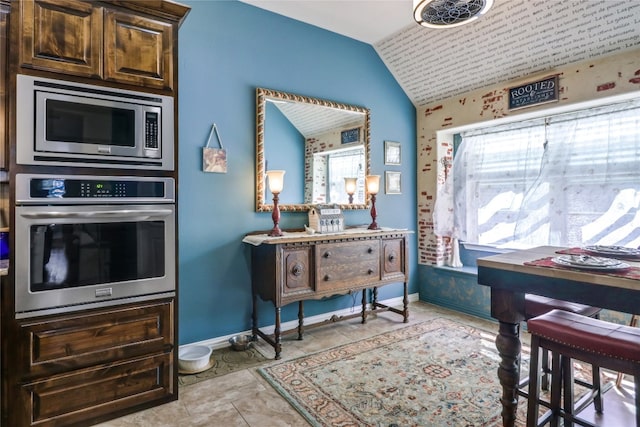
15;174;175;204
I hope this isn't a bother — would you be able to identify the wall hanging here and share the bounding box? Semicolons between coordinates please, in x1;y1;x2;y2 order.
203;123;227;173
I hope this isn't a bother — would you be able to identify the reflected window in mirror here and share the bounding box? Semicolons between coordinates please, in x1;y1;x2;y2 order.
311;147;365;205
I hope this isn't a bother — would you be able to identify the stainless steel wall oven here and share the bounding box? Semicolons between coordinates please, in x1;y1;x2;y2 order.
14;174;176;318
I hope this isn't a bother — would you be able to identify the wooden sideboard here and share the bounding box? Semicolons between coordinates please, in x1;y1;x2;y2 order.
244;228;411;359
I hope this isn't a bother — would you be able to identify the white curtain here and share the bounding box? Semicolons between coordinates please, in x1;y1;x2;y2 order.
434;99;640;249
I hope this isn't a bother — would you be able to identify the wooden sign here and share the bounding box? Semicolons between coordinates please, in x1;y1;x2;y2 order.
508;76;558;110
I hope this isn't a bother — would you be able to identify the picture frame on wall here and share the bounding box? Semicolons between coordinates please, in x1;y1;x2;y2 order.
385;171;401;194
384;141;401;165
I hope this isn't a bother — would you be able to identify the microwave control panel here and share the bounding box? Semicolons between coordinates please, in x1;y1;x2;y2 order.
145;112;159;149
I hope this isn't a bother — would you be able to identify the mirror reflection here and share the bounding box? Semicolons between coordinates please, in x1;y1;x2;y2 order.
256;88;370;212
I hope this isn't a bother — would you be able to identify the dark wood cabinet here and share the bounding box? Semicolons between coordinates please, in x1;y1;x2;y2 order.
104;9;173;89
8;299;175;427
18;0;187;91
19;0;103;78
3;1;189;424
247;229;411;359
0;1;8;170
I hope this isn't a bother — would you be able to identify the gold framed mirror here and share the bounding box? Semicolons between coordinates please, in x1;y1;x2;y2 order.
256;87;371;212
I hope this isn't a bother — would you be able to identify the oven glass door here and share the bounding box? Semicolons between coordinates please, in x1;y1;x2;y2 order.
30;220;165;291
15;205;175;317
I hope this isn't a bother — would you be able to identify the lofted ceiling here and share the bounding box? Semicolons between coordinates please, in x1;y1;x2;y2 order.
239;0;640;107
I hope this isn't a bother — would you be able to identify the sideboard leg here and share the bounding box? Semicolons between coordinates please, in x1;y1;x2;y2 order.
251;290;258;340
361;289;368;324
297;301;304;340
402;281;409;322
372;286;379;307
274;306;282;360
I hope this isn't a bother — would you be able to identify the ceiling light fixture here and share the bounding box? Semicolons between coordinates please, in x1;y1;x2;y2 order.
413;0;494;29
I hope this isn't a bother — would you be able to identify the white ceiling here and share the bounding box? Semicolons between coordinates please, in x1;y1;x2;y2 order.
240;1;640;107
240;0;414;45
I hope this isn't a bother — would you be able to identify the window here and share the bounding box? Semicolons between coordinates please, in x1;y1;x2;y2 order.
435;98;640;249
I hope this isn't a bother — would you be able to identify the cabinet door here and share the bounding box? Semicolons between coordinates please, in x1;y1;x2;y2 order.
20;0;102;78
104;10;173;90
281;246;314;299
381;238;406;281
0;1;8;169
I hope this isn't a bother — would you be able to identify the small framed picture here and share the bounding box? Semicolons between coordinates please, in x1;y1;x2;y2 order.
385;171;401;194
384;141;401;165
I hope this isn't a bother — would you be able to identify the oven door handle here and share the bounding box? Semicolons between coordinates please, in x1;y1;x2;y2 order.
20;209;173;220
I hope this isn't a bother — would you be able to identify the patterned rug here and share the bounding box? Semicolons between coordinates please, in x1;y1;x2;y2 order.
258;318;604;427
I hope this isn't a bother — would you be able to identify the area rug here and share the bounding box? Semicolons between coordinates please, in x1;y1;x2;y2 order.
178;345;268;387
258;318;605;427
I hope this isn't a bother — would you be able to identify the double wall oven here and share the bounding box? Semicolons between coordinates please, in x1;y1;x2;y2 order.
14;174;176;318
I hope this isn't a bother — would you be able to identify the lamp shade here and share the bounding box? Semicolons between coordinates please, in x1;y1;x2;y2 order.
413;0;493;29
344;177;358;195
266;170;286;193
365;175;380;195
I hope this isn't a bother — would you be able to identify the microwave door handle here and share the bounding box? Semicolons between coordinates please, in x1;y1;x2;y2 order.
20;209;173;220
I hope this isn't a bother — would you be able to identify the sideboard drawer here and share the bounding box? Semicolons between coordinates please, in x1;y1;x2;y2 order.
316;241;379;291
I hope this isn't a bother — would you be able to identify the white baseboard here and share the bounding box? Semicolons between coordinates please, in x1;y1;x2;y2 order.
180;292;419;351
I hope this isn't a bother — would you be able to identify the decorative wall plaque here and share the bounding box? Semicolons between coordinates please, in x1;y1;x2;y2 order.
508;76;558;110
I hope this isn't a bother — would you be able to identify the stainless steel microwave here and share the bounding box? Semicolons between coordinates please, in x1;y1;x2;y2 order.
16;74;174;170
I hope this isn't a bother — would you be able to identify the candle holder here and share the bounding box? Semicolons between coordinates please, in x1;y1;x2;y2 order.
365;175;380;230
266;170;285;237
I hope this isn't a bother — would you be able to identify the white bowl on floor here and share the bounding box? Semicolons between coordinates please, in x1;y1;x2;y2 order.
178;345;212;373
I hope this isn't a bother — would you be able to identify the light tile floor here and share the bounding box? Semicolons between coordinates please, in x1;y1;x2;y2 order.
96;301;635;427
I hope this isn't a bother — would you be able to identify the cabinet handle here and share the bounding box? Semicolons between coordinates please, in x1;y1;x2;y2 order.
367;247;373;254
291;263;304;277
388;252;397;262
324;274;331;281
324;251;332;258
367;268;374;275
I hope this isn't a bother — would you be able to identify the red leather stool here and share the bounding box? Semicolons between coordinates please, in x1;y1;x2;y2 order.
526;309;640;427
521;295;602;393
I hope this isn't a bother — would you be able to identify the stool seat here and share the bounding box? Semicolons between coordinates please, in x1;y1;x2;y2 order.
521;295;602;396
526;309;640;427
528;309;640;363
525;295;602;319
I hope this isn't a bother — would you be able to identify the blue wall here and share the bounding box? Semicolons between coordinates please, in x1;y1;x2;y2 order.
177;1;417;345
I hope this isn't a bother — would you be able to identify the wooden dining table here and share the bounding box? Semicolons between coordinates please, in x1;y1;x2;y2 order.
477;245;640;427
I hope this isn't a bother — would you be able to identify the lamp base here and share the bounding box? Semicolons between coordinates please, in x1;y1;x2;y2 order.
368;194;379;230
268;226;283;237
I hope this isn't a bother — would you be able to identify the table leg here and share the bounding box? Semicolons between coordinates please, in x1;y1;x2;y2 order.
496;320;522;427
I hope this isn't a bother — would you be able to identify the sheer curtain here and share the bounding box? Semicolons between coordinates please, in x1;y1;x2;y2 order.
433;99;640;249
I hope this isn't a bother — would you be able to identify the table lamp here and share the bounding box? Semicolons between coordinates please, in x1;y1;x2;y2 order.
365;175;380;230
266;170;285;236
